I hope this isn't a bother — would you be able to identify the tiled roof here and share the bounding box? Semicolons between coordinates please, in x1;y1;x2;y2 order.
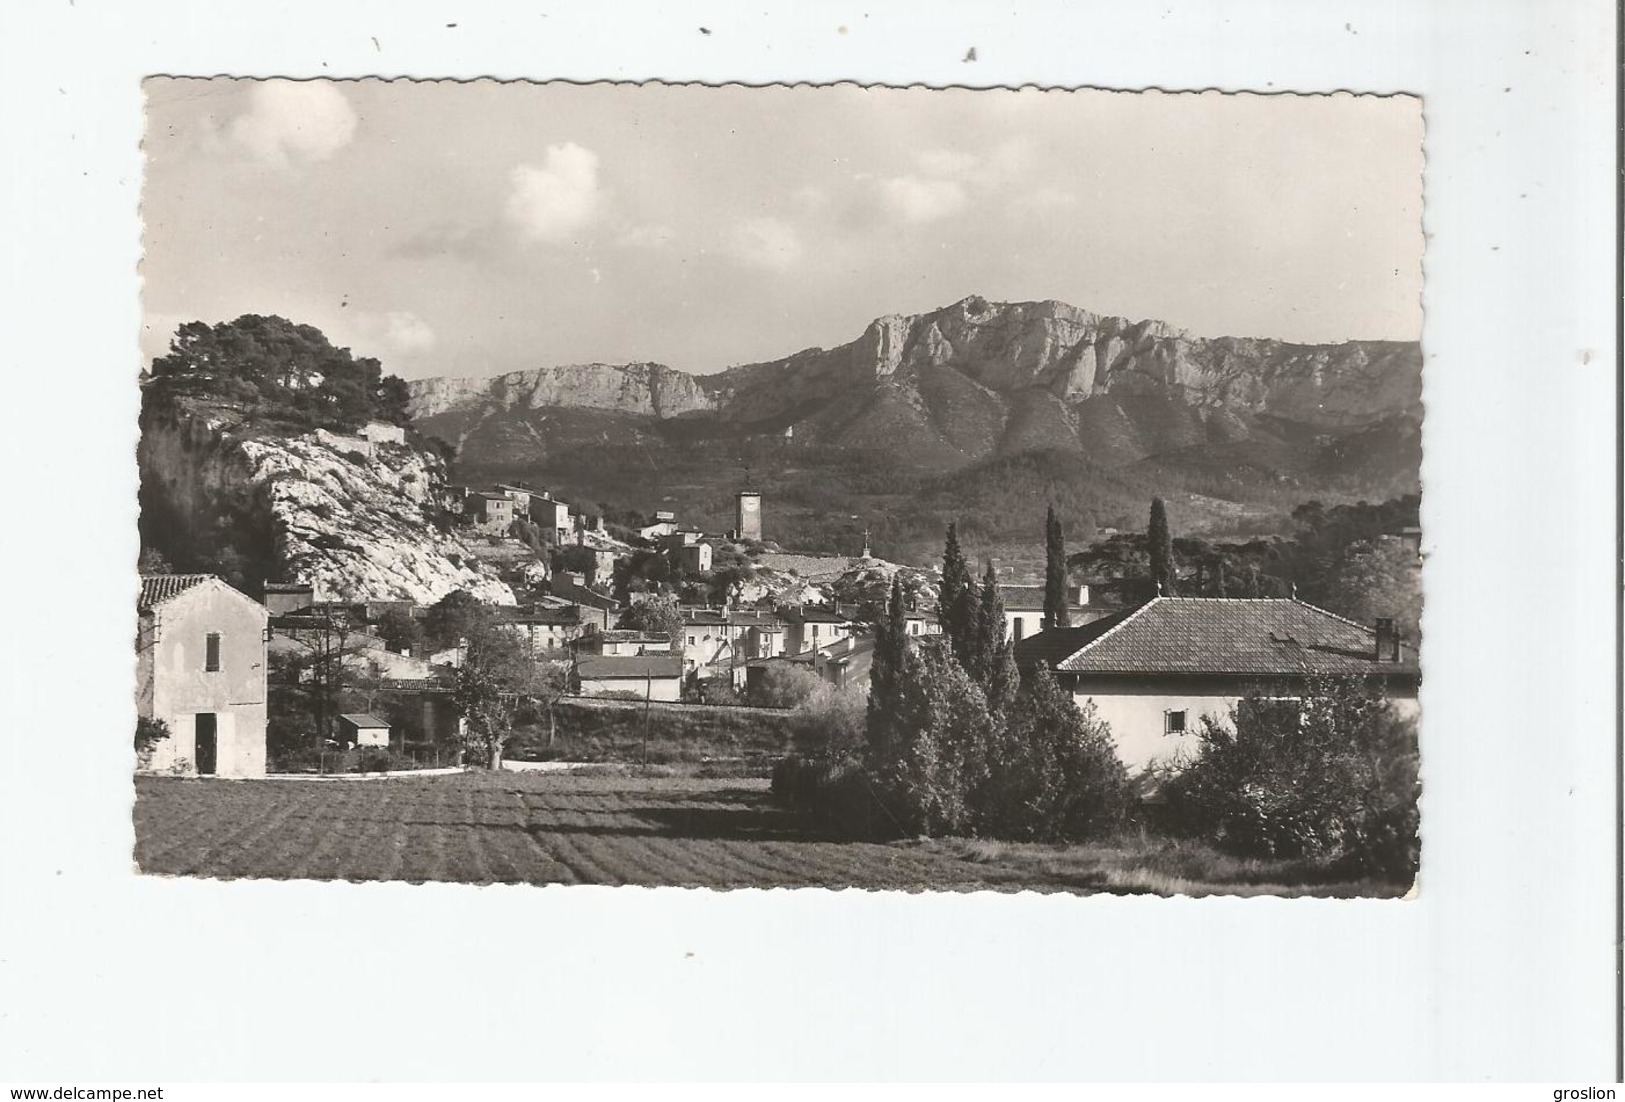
502;606;585;625
576;655;685;680
998;584;1089;611
1011;609;1137;669
337;713;391;728
137;574;215;612
998;585;1047;610
1019;597;1419;677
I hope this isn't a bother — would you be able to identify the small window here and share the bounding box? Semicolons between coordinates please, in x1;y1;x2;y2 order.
204;633;222;672
1164;709;1187;735
1012;617;1025;640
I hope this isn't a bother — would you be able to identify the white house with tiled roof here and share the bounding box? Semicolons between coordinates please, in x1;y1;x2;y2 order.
1013;597;1420;775
136;574;269;777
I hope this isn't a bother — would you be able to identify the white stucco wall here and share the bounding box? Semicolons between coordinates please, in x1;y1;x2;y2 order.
579;676;682;702
1068;674;1421;777
138;579;269;778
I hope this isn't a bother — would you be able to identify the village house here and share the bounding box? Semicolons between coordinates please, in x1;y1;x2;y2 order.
637;510;679;541
466;492;516;534
577;629;674;656
575;654;684;702
261;582;316;616
358;420;407;446
997;582;1108;642
493;483;534;518
903;610;943;638
780;606;859;656
1012;596;1421;777
680;609;786;680
812;634;876;694
136;574;269;777
529;492;573;543
677;539;713;574
550;571;620;614
498;604;610;653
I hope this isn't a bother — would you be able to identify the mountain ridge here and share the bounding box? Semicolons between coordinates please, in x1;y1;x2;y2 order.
409;295;1420;464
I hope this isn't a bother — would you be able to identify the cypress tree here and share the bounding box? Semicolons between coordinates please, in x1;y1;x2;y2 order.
1148;497;1175;596
972;561;1007;686
866;575;910;771
1043;503;1071;630
940;523;981;669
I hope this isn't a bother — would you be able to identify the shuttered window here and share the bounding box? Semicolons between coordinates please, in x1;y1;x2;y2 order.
205;633;222;672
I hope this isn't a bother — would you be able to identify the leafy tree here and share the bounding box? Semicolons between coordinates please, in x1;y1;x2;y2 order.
451;625;545;770
978;665;1129;841
747;663;824;709
1318;538;1422;640
275;609;371;749
1147;497;1175;595
372;607;425;655
423;590;493;652
147;315;412;433
1043;503;1071;629
617;593;683;649
137;547;173;574
1161;674;1419;881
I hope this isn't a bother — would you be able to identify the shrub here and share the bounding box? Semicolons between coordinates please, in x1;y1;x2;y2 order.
135;716;172;771
746;664;824;709
786;682;867;758
1160;675;1419;882
976;666;1131;842
355;747;394;774
864;643;992;837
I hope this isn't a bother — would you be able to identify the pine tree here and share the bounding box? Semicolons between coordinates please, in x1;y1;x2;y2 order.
867;576;909;754
1043;504;1071;630
1148;497;1175;596
939;523;981;669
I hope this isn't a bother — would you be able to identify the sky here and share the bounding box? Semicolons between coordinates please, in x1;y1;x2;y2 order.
141;80;1423;381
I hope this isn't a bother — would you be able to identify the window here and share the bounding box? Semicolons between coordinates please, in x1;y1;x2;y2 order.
1012;617;1025;640
1163;709;1187;735
204;633;222;672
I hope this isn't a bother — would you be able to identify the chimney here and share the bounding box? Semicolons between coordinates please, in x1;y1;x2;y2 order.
1374;618;1400;662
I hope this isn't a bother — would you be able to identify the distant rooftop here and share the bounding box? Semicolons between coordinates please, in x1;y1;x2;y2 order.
1014;597;1419;678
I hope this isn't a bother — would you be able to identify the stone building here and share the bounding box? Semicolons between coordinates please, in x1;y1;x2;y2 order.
135;574;269;777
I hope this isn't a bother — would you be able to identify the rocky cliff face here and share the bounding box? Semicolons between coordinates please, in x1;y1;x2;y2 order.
139;400;515;605
409;362;715;425
409;297;1421;470
705;296;1420;436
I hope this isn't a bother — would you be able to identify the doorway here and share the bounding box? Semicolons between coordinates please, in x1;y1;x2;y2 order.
194;713;217;775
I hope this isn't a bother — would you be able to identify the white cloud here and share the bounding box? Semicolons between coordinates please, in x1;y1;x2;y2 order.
505;144;603;244
350;310;437;357
1016;185;1079;214
727;217;802;271
613;222;675;249
229;81;358;166
878;176;969;224
917;150;980;178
